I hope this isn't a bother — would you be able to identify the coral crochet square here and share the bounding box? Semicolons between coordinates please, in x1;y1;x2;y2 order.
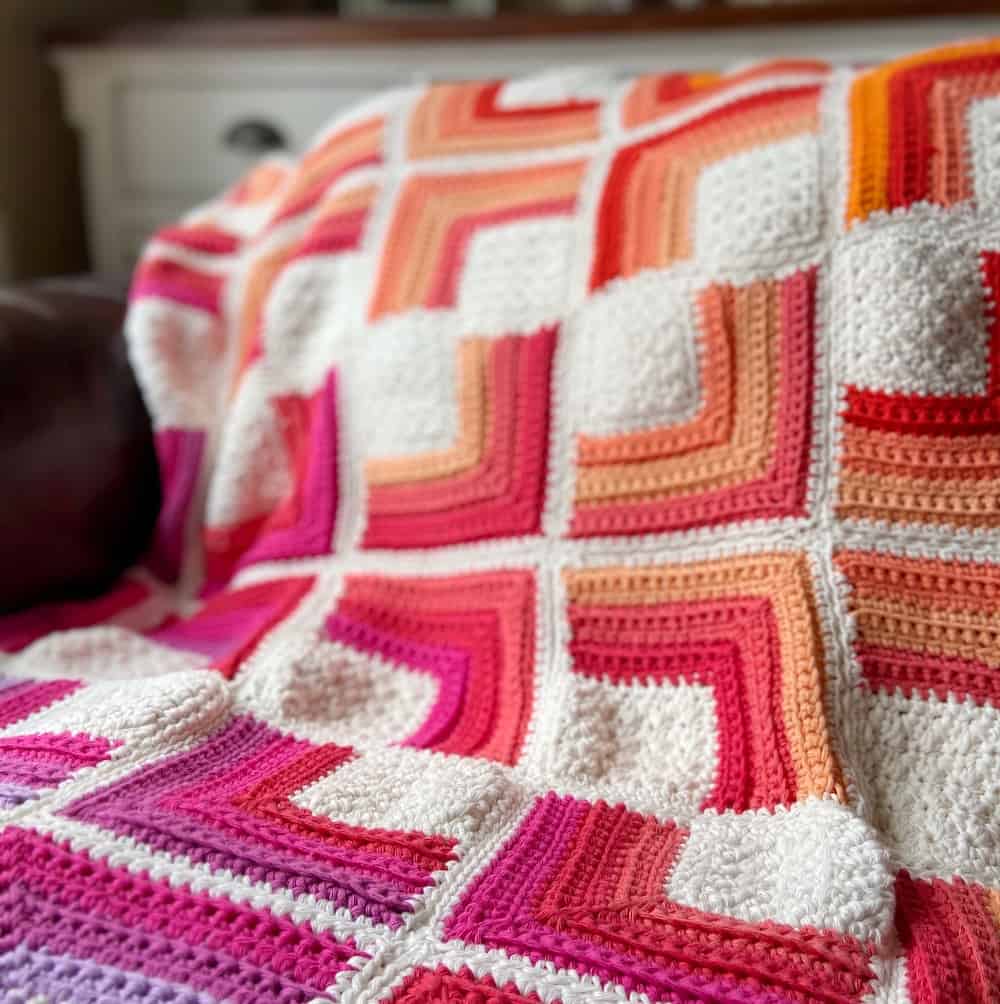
570;268;817;536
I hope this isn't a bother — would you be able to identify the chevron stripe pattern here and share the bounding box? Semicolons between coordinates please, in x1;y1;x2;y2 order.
63;715;458;925
444;794;879;1003
325;570;536;765
572;269;816;536
408;80;599;157
369;160;584;320
561;552;842;813
847;41;1000;224
591;83;821;287
364;326;556;548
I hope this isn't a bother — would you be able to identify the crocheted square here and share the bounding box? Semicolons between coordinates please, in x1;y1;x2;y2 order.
368;161;585;322
846;41;1000;225
836;244;1000;527
445;794;881;1002
591;82;819;286
324;570;536;764
362;327;556;548
570;268;817;536
557;552;843;812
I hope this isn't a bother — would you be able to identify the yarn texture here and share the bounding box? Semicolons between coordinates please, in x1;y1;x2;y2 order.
2;41;1000;1003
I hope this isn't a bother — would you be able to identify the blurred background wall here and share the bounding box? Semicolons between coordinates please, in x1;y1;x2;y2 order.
0;1;197;280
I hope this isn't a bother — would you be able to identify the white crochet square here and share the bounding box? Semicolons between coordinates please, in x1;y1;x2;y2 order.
0;671;230;751
239;633;439;748
261;255;355;394
457;217;574;338
356;309;460;460
667;799;894;943
8;629;206;682
547;673;718;821
969;95;1000;209
205;366;293;529
835;219;990;396
291;745;519;842
570;270;701;438
853;689;1000;888
126;298;227;429
694;133;821;265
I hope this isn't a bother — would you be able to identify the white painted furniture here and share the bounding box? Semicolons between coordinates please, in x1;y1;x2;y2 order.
53;14;1000;273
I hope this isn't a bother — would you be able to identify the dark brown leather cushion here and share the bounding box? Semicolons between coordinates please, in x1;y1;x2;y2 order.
0;280;160;613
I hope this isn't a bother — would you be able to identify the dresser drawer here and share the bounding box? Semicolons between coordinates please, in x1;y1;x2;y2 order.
116;83;386;201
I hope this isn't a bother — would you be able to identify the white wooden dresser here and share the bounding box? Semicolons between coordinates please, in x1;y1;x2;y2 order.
52;11;1000;274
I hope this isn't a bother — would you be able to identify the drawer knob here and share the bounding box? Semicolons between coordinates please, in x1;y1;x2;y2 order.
223;119;288;154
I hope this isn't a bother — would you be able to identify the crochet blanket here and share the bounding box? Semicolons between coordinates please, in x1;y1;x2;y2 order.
2;39;1000;1004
